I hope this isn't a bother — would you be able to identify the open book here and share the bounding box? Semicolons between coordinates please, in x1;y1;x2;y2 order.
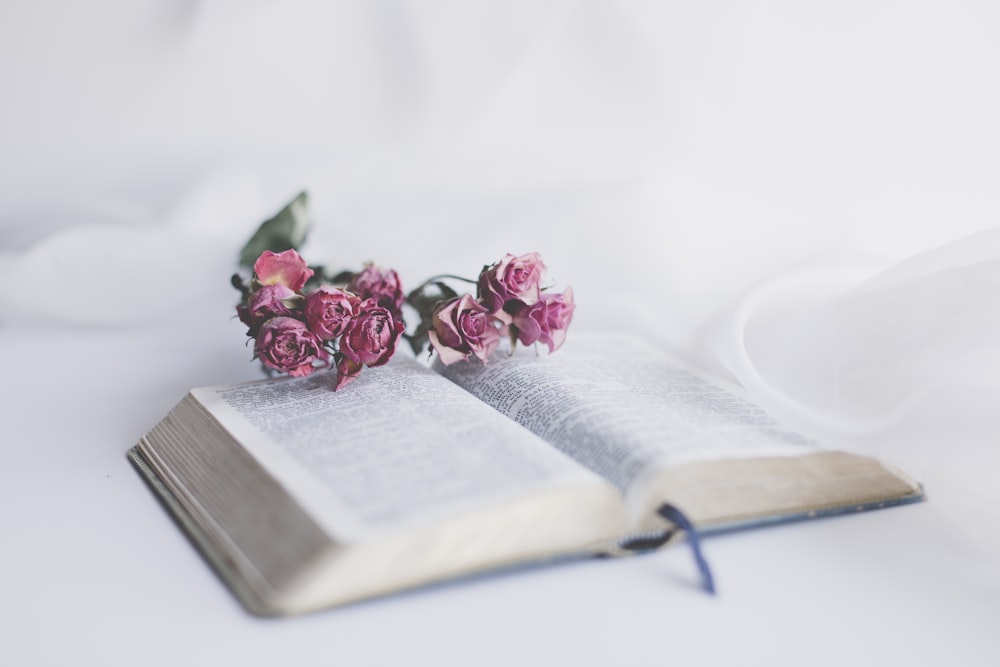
129;335;923;616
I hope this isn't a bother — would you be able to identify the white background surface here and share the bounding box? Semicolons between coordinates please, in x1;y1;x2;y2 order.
2;2;998;665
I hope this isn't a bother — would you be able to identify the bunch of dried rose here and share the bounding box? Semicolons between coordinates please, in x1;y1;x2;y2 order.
232;193;573;390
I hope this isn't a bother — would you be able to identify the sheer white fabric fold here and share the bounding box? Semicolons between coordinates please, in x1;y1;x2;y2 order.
717;228;1000;462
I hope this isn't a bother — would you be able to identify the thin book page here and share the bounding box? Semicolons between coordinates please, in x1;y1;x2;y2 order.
194;354;611;543
436;334;822;505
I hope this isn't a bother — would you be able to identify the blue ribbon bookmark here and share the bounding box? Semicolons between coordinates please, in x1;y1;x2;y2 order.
657;503;716;595
618;503;716;595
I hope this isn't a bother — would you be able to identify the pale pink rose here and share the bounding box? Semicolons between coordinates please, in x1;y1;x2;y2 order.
238;284;298;336
428;294;501;365
254;317;327;377
510;286;574;353
340;299;405;368
348;265;405;313
304;286;362;341
477;252;546;313
253;249;314;292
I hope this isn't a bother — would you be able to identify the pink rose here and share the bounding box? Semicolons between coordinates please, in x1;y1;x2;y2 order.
510;286;574;353
304;286;362;341
238;284;298;336
477;252;546;313
348;265;405;313
340;299;405;368
254;249;314;292
428;294;501;365
254;317;328;377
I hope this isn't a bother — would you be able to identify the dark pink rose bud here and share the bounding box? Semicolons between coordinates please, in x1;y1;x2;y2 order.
428;294;501;365
348;265;405;313
334;355;363;391
477;252;546;313
255;316;328;377
340;299;405;368
304;286;362;341
254;249;314;292
510;286;575;353
238;284;298;336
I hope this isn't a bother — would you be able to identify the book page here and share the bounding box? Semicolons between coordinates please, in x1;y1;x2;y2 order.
194;355;607;541
436;335;821;496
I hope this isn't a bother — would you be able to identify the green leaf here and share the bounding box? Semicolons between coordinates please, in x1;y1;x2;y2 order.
405;329;430;357
238;191;312;269
407;281;459;310
403;281;460;356
328;269;356;286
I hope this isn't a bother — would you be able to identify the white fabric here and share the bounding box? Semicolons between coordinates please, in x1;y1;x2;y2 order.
2;2;998;665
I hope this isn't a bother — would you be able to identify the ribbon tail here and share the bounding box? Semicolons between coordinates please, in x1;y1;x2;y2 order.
657;503;716;595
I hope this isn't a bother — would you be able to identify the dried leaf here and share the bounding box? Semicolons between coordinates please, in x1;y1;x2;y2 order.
238;191;312;269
